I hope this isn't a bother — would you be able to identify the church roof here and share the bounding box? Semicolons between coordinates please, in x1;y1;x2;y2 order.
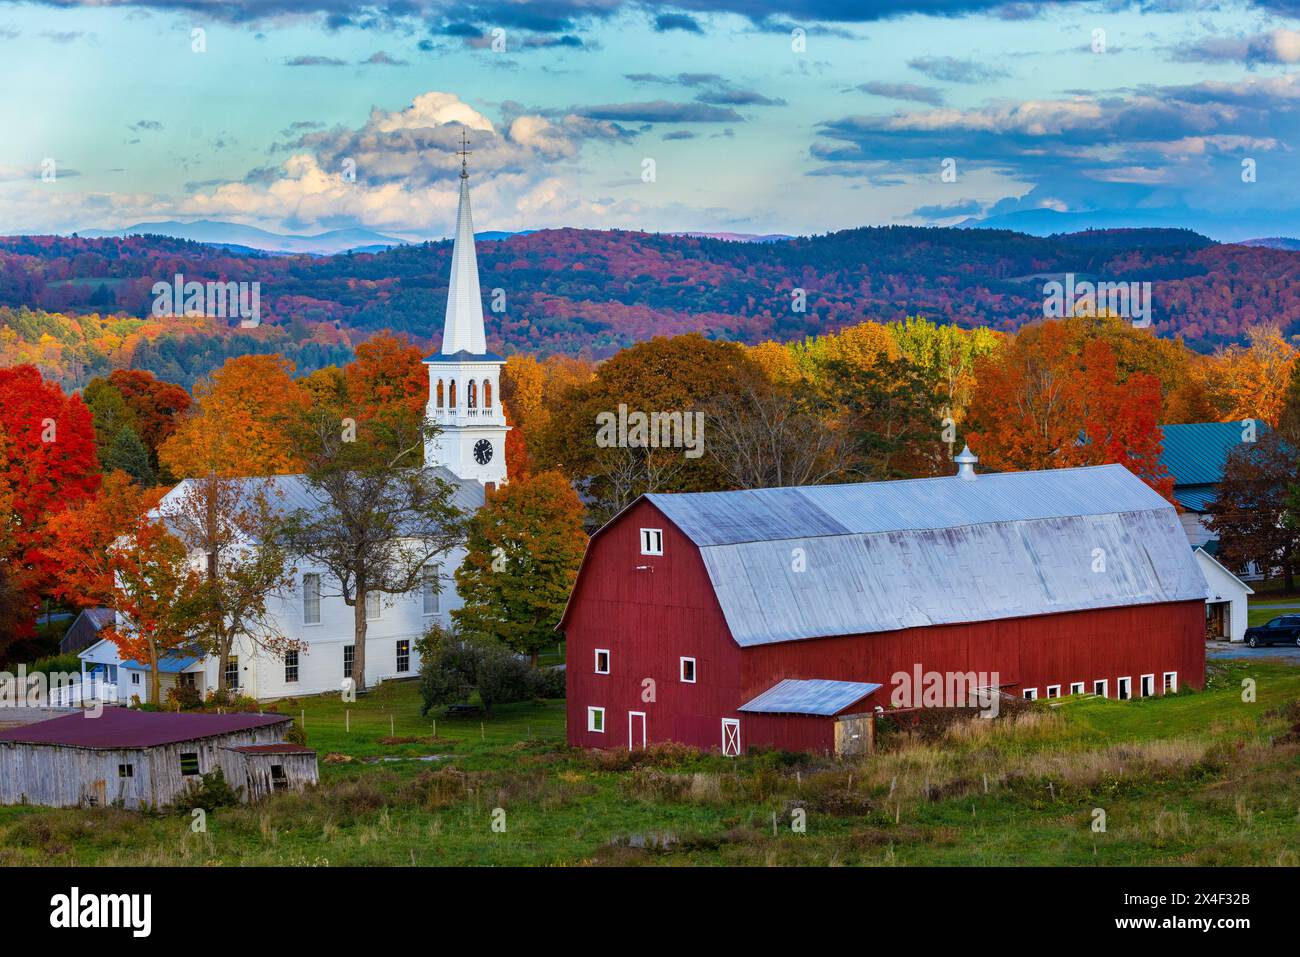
440;166;487;355
423;349;505;364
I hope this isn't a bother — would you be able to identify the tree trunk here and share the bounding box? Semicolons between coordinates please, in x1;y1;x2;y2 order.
353;584;368;693
530;651;538;669
148;644;161;706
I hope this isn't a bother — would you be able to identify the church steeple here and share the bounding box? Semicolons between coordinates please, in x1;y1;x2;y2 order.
423;129;509;488
442;130;486;355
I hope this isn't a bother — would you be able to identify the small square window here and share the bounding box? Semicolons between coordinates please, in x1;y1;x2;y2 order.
1023;688;1038;700
118;763;133;778
640;528;663;556
1069;682;1085;695
131;673;140;685
1046;685;1061;699
1163;671;1177;693
680;657;696;683
180;752;200;776
587;706;605;733
594;649;610;675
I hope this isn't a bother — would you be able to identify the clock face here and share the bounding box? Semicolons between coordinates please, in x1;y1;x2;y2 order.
473;439;493;465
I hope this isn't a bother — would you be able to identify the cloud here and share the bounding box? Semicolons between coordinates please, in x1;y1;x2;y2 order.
1173;28;1300;65
663;130;697;140
573;100;743;123
361;50;409;65
284;54;347;66
654;13;703;33
128;119;164;132
854;81;944;106
622;71;786;108
907;55;1009;83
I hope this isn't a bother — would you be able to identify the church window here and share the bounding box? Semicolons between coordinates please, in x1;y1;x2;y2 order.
483;380;492;408
468;379;478;408
449;380;457;408
422;564;441;615
303;574;321;625
365;591;382;620
436;380;445;408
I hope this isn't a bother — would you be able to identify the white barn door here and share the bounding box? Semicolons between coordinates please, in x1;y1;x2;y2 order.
721;718;741;757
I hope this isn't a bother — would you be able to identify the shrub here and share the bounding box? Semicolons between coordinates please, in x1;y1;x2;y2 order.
171;768;241;812
528;665;566;700
28;652;81;677
165;685;203;710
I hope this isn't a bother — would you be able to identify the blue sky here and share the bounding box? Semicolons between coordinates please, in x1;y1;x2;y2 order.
3;0;1300;240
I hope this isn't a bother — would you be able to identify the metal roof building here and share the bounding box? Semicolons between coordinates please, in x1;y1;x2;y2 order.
564;457;1209;757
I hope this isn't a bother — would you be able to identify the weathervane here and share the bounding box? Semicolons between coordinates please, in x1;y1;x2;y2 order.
457;128;472;179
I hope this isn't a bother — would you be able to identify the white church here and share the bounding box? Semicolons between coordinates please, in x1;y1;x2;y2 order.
78;157;510;704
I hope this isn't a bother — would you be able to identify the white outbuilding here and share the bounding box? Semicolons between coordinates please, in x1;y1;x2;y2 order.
1195;546;1253;642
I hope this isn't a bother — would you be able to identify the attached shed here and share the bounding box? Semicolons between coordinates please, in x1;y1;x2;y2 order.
0;710;317;809
563;458;1209;756
218;743;319;801
1196;547;1253;642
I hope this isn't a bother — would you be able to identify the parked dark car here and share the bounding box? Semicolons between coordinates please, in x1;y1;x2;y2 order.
1244;615;1300;648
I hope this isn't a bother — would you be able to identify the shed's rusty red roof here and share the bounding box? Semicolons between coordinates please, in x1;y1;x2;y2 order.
0;709;290;749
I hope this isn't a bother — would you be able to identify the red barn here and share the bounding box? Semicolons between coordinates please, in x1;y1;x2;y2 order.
561;455;1208;756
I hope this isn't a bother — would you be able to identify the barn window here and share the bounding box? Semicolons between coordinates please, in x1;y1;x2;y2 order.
679;657;696;683
396;640;411;674
225;657;239;690
303;573;321;624
118;763;133;778
422;564;441;615
1046;685;1060;699
1093;679;1108;698
1069;682;1085;695
587;707;605;733
640;528;663;556
1163;671;1177;693
594;649;610;674
271;765;288;791
344;645;355;680
180;753;200;776
285;651;299;684
1139;674;1155;698
1022;688;1038;701
1117;677;1132;700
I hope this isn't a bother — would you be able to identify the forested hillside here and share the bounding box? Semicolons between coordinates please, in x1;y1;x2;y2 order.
1;225;1296;389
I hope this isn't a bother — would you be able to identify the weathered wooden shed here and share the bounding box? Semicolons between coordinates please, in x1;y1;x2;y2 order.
0;710;317;809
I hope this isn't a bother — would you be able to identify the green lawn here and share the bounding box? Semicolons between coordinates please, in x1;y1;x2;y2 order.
2;659;1298;866
1248;601;1300;627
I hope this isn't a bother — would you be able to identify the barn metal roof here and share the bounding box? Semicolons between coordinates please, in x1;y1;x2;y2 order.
0;710;291;749
646;464;1207;647
1159;421;1264;488
739;679;881;716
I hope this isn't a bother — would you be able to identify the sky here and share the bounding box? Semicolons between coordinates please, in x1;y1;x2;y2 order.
4;0;1300;241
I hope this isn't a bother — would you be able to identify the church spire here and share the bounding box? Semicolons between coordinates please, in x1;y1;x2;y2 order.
442;129;486;355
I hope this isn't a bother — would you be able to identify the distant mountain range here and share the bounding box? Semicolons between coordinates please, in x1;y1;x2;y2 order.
74;220;409;255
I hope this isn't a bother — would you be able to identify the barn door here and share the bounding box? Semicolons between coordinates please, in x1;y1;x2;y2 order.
628;711;646;751
721;719;741;757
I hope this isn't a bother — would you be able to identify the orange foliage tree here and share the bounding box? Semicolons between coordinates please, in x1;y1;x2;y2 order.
159;354;309;479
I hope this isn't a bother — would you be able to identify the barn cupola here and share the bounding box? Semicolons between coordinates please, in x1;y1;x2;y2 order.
422;128;510;487
954;444;978;481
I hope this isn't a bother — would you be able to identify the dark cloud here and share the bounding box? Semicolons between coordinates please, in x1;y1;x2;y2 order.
911;198;986;219
362;49;410;64
574;100;743;123
853;81;944;105
654;12;703;32
907;55;1009;83
128;119;164;132
284;54;348;65
663;130;697;139
623;71;785;108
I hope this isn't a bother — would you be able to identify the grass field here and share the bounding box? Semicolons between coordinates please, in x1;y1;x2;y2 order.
1;657;1298;867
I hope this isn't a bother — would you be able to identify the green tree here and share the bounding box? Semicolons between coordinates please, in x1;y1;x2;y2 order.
453;471;587;666
102;426;155;486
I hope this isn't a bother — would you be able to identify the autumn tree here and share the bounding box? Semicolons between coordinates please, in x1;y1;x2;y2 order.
0;365;101;644
1198;324;1297;426
103;518;205;704
278;396;465;692
1207;430;1299;589
344;332;427;421
83;378;141;460
159;354;309;479
1277;358;1300;448
453;471;587;666
45;470;165;610
159;475;298;692
537;334;767;522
